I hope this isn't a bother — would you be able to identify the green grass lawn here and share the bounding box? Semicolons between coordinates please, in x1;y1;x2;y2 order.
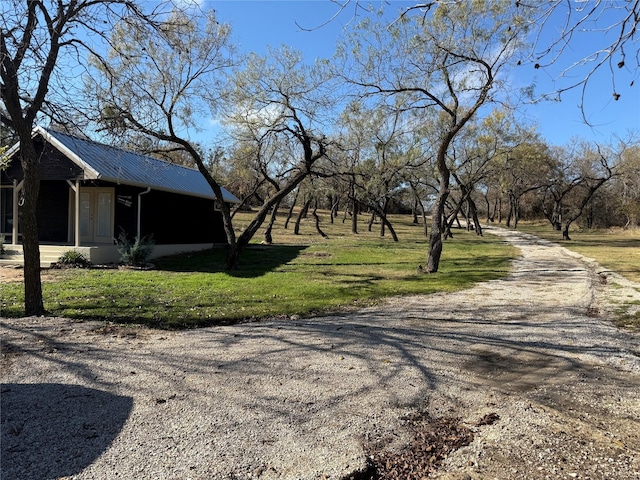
1;213;516;328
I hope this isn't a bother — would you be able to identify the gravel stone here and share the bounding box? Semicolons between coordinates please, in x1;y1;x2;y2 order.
1;226;639;479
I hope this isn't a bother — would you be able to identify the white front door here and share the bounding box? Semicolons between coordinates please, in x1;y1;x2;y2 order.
78;188;114;244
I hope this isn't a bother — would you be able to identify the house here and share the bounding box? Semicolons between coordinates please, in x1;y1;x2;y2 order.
0;126;239;265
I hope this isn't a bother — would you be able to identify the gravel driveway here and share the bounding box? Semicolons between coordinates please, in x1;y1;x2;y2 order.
2;227;640;479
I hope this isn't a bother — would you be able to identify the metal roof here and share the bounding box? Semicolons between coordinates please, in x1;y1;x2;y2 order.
36;127;239;203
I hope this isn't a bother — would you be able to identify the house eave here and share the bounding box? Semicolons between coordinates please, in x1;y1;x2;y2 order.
4;126;240;204
34;126;101;180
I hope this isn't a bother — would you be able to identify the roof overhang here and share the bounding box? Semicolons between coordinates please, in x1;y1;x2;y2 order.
4;126;101;180
4;126;240;204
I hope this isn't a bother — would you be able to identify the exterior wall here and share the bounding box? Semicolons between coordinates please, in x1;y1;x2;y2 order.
112;184;141;240
39;143;84;180
83;243;218;263
1;139;83;184
4;139;228;247
37;181;70;243
140;190;226;244
83;183;227;245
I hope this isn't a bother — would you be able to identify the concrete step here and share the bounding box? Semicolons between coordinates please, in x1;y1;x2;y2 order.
1;245;73;268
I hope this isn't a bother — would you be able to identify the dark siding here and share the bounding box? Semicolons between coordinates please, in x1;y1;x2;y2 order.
3;138;227;245
140;190;225;244
113;185;140;241
1;161;23;184
38;143;83;180
2;139;83;184
37;181;69;242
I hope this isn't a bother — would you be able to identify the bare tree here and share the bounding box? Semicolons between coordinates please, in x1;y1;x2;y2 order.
540;141;616;239
327;0;638;112
338;1;528;273
616;143;640;228
1;0;168;315
523;0;639;114
441;110;527;237
500;139;556;230
221;46;335;264
84;7;247;267
337;102;421;241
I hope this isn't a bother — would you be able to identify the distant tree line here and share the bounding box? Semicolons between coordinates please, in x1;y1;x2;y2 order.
2;0;638;315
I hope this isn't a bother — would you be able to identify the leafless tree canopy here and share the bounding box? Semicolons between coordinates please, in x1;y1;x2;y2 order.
317;0;638;114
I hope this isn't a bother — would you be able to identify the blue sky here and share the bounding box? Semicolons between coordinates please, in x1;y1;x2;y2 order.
209;0;638;146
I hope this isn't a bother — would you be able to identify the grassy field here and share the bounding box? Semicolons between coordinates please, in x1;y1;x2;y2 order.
517;222;640;283
1;212;517;328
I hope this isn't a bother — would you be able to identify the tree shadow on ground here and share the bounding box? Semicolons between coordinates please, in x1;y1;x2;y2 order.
154;244;307;278
1;383;133;480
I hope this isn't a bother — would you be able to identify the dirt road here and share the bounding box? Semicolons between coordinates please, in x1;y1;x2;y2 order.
2;227;639;479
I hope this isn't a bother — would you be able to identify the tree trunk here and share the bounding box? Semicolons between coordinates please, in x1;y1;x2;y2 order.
511;195;520;230
409;182;428;237
379;198;390;237
506;192;517;229
468;197;482;236
312;204;328;239
464;202;471;231
263;200;281;244
225;242;240;271
443;215;454;239
484;195;492;222
379;212;398;242
425;186;448;273
421;206;428;238
284;189;299;230
294;198;311;235
367;201;398;242
424;133;453;273
19;140;45;316
368;211;375;232
231;171;311;267
351;195;358;234
425;223;444;273
329;195;339;224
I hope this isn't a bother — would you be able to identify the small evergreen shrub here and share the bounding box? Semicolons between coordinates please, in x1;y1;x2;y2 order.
0;235;5;256
57;250;91;268
116;229;155;267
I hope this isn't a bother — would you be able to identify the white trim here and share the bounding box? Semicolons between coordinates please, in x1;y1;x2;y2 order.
34;126;101;180
137;187;151;239
66;179;81;246
12;180;23;245
3;126;100;180
4;126;240;203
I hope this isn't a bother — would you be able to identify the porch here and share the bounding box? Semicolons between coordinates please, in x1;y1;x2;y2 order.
0;243;217;268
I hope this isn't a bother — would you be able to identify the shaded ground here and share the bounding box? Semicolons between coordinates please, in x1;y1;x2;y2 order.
2;227;640;479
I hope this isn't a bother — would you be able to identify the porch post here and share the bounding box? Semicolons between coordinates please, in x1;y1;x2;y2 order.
67;179;81;247
75;179;80;247
12;179;24;245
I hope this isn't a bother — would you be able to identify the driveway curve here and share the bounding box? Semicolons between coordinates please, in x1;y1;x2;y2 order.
2;226;639;479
